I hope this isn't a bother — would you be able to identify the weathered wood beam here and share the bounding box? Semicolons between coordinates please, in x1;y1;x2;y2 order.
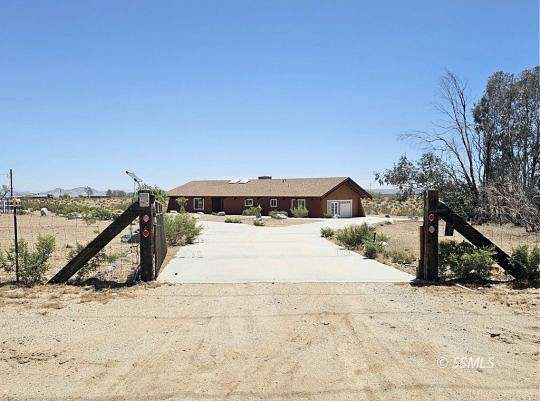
48;203;139;284
437;202;526;279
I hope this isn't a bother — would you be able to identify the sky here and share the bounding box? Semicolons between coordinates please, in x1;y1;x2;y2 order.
1;0;538;192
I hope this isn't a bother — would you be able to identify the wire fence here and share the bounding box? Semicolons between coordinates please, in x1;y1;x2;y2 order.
0;186;141;285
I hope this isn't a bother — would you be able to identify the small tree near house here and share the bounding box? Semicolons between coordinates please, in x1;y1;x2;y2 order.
176;197;188;213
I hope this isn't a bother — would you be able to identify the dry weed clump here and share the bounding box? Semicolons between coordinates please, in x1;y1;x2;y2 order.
363;196;422;217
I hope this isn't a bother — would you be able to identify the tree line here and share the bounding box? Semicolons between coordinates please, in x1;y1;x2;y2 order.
376;66;539;231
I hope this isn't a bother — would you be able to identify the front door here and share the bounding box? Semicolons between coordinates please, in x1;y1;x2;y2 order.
211;197;223;213
330;201;340;216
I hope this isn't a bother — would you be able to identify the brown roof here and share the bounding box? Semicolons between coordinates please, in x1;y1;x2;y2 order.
168;177;371;198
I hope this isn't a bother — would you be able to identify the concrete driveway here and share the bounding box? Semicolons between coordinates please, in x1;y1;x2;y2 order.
158;217;414;283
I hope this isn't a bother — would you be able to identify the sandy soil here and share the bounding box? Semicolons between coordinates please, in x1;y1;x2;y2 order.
0;282;537;401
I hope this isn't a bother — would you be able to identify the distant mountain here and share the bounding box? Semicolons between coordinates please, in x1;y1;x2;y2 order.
46;187;106;197
369;188;400;195
13;187;107;198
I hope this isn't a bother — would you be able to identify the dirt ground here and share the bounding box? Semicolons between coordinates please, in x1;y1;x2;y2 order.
0;281;537;401
197;213;322;227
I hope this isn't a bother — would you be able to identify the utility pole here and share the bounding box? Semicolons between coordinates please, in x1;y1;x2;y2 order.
10;169;19;283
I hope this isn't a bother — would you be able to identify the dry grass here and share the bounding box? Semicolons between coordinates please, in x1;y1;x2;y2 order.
0;283;140;309
364;196;422;217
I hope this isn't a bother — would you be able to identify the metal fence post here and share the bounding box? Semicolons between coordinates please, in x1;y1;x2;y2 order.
10;169;19;283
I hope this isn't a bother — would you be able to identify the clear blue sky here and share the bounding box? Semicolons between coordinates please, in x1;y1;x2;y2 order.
1;0;538;192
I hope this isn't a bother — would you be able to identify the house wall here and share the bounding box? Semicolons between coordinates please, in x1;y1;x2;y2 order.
168;196;321;217
167;181;366;217
320;182;365;217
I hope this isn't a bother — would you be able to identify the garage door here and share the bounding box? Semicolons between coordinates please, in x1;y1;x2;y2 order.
339;200;352;218
328;200;353;218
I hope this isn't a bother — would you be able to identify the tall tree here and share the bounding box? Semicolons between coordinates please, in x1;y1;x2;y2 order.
405;70;482;205
379;66;540;227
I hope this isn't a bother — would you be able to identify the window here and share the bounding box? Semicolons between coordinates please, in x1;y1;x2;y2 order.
270;198;278;208
244;198;254;207
193;197;204;211
291;199;306;209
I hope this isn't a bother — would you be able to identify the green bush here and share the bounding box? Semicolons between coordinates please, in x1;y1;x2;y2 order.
320;227;335;238
511;245;540;283
388;250;416;265
290;207;309;218
439;240;495;280
334;224;375;250
242;206;262;216
374;232;389;243
224;217;242;224
164;214;203;246
323;213;333;218
0;235;56;285
67;243;119;281
363;240;384;259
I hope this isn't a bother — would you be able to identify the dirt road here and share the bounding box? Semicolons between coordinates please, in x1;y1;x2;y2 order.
0;282;538;401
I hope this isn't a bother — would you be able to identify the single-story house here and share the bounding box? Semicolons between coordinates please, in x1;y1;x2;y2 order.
167;176;372;218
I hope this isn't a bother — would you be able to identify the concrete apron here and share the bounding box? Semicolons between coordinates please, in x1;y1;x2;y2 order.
158;218;414;284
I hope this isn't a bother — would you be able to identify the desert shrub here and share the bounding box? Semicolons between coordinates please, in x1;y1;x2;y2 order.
387;249;416;265
20;198;124;222
363;240;384;259
225;217;242;224
335;224;375;250
242;206;262;216
0;235;56;285
67;243;119;281
374;232;389;243
253;219;265;226
363;196;422;217
164;214;203;246
290;207;309;218
82;208;116;225
320;227;335;238
439;240;495;280
511;245;540;283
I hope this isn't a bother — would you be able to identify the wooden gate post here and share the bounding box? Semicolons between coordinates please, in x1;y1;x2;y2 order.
139;191;156;281
422;190;439;281
417;225;425;279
